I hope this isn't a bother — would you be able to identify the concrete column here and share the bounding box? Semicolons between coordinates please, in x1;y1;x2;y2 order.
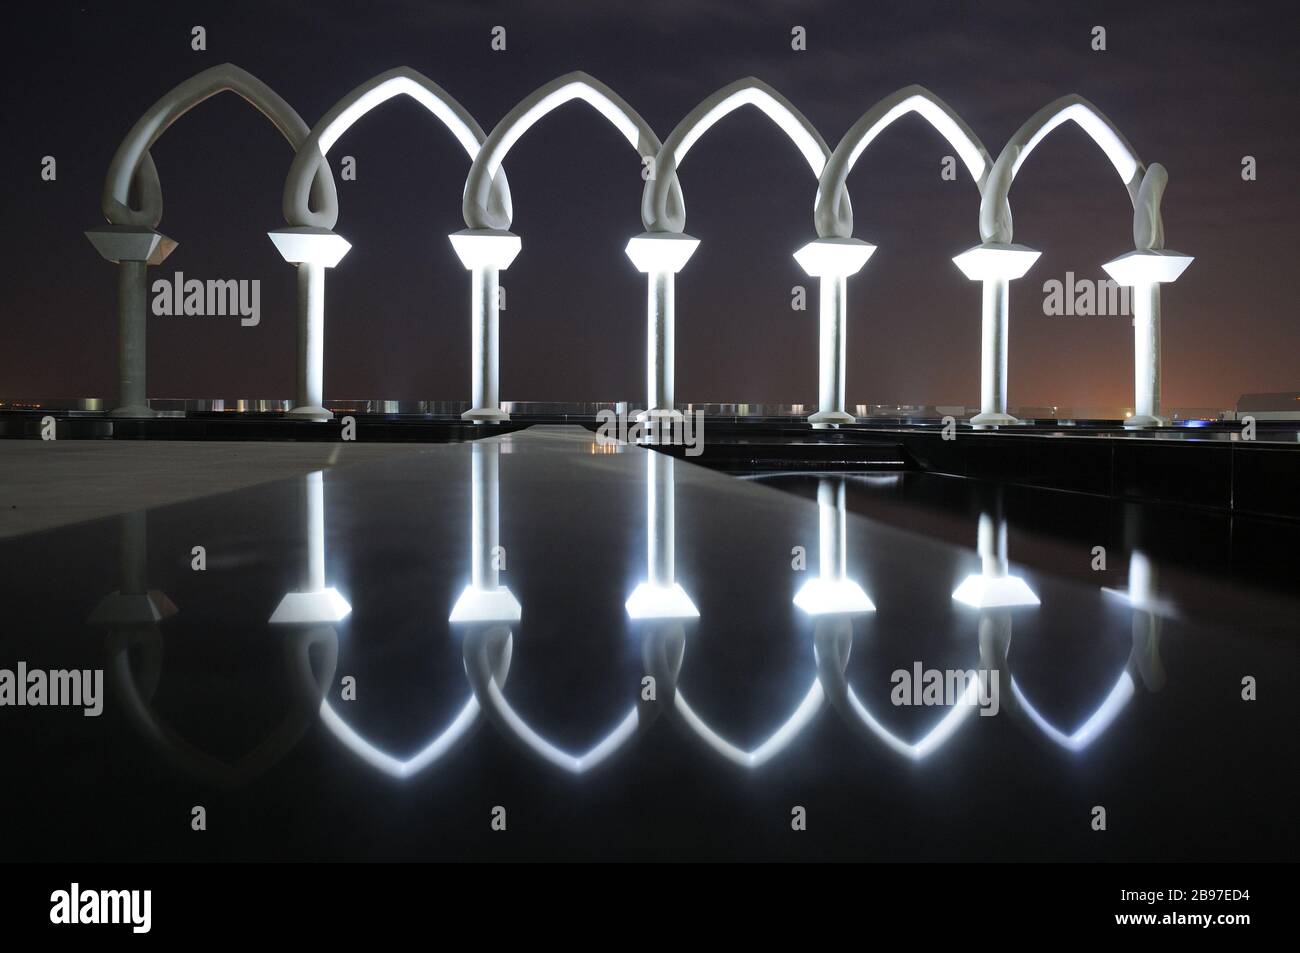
1101;249;1193;429
646;271;673;414
268;227;352;422
451;229;521;423
625;232;700;418
794;238;876;425
449;437;521;623
86;224;177;418
116;260;150;417
1132;283;1161;424
953;243;1041;427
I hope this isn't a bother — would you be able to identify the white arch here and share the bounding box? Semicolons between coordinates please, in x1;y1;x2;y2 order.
462;626;647;775
103;63;336;229
283;67;509;229
644;77;846;234
815;84;991;239
462;71;681;231
979;94;1147;245
673;681;825;770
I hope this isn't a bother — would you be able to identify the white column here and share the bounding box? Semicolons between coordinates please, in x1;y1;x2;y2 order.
85;225;178;418
625;232;700;419
1102;250;1193;429
793;475;874;615
625;446;698;621
268;227;353;422
450;438;521;623
953;243;1041;427
794;238;876;425
1132;282;1161;423
450;229;522;423
269;469;352;624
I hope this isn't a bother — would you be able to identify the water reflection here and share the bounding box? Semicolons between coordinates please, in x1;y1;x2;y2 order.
78;433;1187;784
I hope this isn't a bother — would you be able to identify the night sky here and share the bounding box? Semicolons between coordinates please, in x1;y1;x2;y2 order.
3;0;1297;411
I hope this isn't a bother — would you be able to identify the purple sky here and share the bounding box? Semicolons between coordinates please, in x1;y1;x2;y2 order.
3;0;1296;411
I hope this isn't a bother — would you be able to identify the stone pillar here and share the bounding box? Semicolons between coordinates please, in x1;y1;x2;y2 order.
85;225;178;418
952;243;1041;427
449;229;522;423
625;232;700;418
1101;250;1194;428
793;237;877;425
268;227;353;422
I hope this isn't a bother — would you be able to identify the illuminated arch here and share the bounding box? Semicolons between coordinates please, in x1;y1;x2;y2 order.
462;626;650;775
104;624;337;788
282;66;510;229
462;71;682;231
979;94;1152;246
814;616;981;761
102;63;336;229
815;84;991;239
672;681;825;770
644;76;848;234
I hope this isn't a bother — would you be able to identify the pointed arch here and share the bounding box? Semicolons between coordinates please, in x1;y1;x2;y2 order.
979;94;1149;245
462;71;683;231
814;84;992;239
102;63;337;228
644;76;848;234
282;66;510;229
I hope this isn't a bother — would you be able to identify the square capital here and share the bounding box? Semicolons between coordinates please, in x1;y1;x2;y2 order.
86;225;177;265
794;237;876;277
268;227;352;267
625;231;700;273
952;243;1041;281
449;228;521;270
1101;249;1194;286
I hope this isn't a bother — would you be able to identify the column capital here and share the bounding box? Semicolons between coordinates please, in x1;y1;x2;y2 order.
449;585;522;624
1101;249;1193;286
86;225;177;265
625;582;699;621
793;237;876;278
952;242;1040;281
268;226;351;267
625;231;700;274
449;228;521;270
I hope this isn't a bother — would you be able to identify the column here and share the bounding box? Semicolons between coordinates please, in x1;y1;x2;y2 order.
449;228;522;423
268;227;353;422
952;242;1041;427
85;225;178;418
1101;250;1194;428
793;237;876;425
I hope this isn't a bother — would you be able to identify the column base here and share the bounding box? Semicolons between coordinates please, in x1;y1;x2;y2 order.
969;411;1021;427
1124;414;1165;429
807;410;856;425
287;405;333;422
462;407;510;423
109;404;157;419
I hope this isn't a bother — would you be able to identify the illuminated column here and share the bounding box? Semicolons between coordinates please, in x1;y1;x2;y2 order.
625;450;698;620
268;227;352;422
793;238;876;425
85;225;178;418
951;500;1040;609
450;229;521;423
450;439;521;623
793;477;874;615
952;243;1041;427
625;232;700;417
270;470;352;624
1101;250;1194;428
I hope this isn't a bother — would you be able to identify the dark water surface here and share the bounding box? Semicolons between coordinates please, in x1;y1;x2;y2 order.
0;427;1294;861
